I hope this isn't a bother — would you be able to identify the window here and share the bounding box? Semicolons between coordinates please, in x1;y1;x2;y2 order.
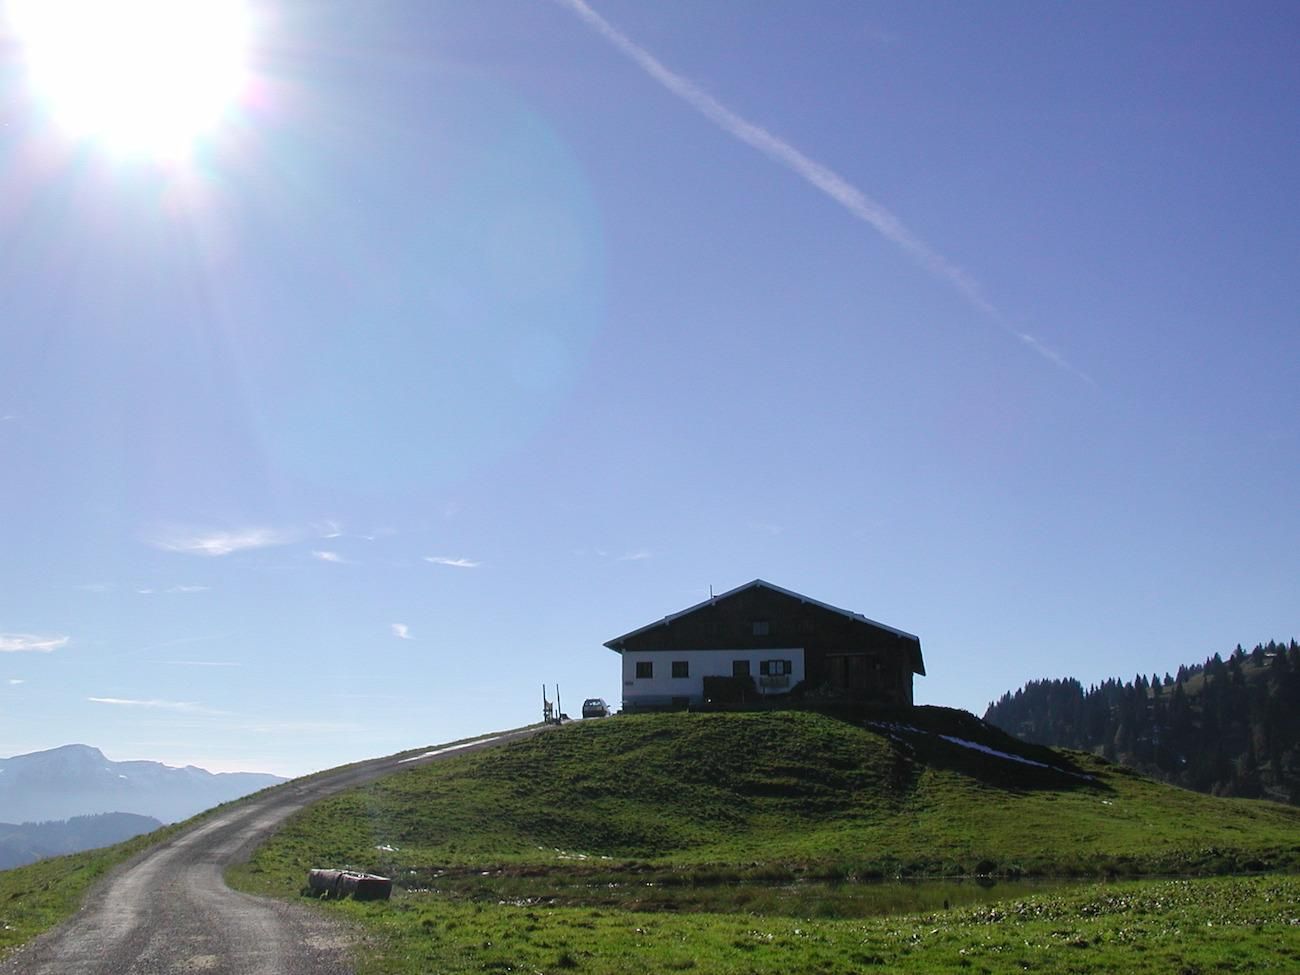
732;659;750;677
760;659;791;676
672;660;689;679
635;661;653;679
752;620;770;636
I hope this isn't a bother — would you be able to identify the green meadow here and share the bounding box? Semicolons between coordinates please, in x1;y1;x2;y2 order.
321;874;1300;974
228;709;1300;973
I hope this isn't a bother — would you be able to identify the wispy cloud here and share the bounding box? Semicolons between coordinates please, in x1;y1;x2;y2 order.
7;678;25;685
166;584;210;594
424;556;481;569
318;519;344;538
0;413;16;422
131;634;223;657
749;522;784;536
554;0;1090;382
618;550;652;561
312;550;347;564
313;520;385;542
153;527;294;557
88;696;230;715
75;582;112;592
391;623;412;640
0;633;69;653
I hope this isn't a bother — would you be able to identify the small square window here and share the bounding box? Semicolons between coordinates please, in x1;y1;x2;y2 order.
672;660;689;678
635;661;653;679
752;620;770;636
732;660;750;678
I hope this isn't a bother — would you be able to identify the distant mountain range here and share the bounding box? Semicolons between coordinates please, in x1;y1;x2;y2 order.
0;812;163;870
0;744;286;826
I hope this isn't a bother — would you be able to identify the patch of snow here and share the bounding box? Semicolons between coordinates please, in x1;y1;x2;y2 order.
869;721;924;740
937;735;1055;769
398;734;509;763
375;844;399;852
868;721;1094;781
936;735;1095;781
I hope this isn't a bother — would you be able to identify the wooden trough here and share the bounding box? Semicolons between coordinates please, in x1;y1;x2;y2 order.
306;868;393;901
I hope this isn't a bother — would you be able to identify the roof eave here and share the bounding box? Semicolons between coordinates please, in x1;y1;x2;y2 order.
912;645;927;677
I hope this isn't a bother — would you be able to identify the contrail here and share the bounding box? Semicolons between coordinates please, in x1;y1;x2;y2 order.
553;0;1092;383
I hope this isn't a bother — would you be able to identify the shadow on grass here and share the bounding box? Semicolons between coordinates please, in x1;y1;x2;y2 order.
748;701;1107;794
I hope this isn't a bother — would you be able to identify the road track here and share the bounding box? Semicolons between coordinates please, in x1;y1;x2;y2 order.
2;727;545;975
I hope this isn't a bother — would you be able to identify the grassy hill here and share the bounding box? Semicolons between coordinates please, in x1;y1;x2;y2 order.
235;707;1300;891
228;708;1300;975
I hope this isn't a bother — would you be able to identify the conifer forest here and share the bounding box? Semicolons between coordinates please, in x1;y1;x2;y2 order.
984;641;1300;805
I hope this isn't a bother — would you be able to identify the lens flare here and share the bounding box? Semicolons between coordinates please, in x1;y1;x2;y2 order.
9;0;251;160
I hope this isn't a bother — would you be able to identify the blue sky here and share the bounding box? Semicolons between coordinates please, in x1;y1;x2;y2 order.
2;0;1297;776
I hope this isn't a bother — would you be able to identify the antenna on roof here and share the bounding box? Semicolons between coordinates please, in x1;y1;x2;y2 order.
709;584;714;598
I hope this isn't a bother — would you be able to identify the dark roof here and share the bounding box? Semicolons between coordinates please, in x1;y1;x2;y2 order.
604;579;923;674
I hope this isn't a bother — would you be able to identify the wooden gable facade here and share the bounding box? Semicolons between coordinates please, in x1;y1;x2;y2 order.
605;580;924;711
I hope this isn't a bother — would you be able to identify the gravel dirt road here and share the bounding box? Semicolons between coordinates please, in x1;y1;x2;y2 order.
1;727;546;975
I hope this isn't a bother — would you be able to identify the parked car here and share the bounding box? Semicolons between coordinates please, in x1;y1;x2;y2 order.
581;698;609;719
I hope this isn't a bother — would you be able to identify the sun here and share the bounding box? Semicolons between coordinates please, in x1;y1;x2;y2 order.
9;0;252;160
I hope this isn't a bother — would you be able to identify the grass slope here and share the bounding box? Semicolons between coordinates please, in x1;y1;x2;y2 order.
235;708;1300;890
230;709;1300;974
0;821;188;958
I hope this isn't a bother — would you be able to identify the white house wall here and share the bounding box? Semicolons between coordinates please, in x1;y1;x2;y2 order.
621;648;805;709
